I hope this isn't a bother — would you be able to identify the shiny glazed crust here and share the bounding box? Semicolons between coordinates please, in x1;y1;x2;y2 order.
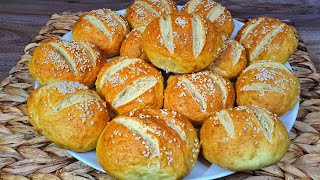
96;109;200;180
27;81;110;152
235;61;300;116
164;70;235;125
207;39;248;79
200;106;291;171
95;56;164;116
235;17;298;64
72;8;130;57
29;39;106;88
181;0;235;37
125;0;178;29
120;26;149;62
142;13;223;73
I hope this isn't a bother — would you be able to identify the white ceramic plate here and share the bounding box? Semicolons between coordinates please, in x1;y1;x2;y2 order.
34;6;300;180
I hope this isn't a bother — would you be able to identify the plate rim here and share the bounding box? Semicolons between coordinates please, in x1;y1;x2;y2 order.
35;6;300;180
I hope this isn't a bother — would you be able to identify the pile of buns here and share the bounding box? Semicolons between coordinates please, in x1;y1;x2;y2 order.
27;0;300;179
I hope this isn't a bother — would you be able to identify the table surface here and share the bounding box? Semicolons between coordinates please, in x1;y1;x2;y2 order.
0;0;319;81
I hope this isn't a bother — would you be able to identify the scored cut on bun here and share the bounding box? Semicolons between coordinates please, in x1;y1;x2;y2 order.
72;8;130;58
206;38;247;79
182;0;235;37
29;39;106;88
164;70;235;125
142;13;223;73
120;26;149;62
95;56;164;116
235;61;300;116
27;81;110;152
96;108;200;180
125;0;178;29
200;106;291;171
235;17;298;64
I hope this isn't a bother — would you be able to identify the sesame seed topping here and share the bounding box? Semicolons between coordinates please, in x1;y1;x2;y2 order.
55;81;88;95
175;17;187;28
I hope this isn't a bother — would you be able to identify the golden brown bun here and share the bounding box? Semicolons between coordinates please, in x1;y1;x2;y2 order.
72;8;130;58
200;106;290;171
27;81;110;152
207;39;247;79
125;0;178;29
120;26;149;62
236;61;300;116
142;13;223;73
96;109;200;180
235;17;298;64
181;0;235;37
95;56;164;116
164;70;235;125
29;39;106;88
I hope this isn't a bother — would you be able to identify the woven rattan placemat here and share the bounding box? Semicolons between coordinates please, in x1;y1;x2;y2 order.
0;12;319;180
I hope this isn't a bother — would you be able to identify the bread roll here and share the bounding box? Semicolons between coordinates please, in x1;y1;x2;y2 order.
120;26;149;62
142;13;223;73
29;39;106;88
236;61;300;116
96;108;200;180
72;8;130;58
200;106;290;171
182;0;234;37
235;17;298;64
95;56;164;116
125;0;178;29
164;70;235;125
207;39;247;79
27;81;110;152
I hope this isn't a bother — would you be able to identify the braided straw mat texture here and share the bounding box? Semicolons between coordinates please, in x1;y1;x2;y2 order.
0;12;319;180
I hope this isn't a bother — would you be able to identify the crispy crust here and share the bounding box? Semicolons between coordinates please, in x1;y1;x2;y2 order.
200;106;291;171
95;56;164;116
142;13;223;73
120;27;149;62
207;39;248;79
235;61;300;116
96;109;200;180
125;0;178;29
72;9;130;57
235;17;298;64
181;0;235;37
164;70;235;125
28;39;106;88
27;81;110;152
